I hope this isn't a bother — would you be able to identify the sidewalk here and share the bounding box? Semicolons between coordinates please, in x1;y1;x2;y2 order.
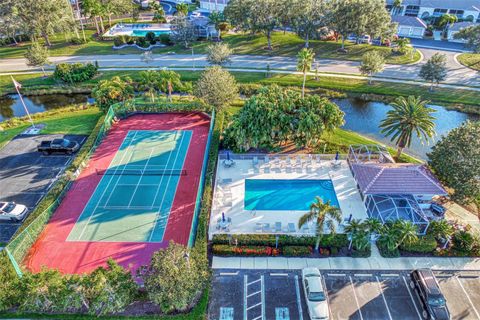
212;247;480;271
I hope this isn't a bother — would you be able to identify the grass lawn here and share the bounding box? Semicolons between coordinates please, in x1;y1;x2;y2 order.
0;107;102;149
457;53;480;71
0;30;420;64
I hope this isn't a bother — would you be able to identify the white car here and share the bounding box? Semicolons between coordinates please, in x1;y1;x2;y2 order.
302;268;329;320
0;202;27;222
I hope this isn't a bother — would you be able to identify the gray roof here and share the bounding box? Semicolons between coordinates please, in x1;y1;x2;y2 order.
386;0;480;11
351;163;447;196
392;15;428;28
449;21;478;31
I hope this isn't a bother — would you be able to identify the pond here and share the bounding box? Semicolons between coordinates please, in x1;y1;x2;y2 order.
335;98;479;159
1;94;478;159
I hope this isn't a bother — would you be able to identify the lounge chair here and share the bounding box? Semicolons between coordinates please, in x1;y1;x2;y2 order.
274;222;282;232
263;155;270;168
288;223;296;233
255;223;263;233
262;223;271;233
252;156;259;169
296;155;302;167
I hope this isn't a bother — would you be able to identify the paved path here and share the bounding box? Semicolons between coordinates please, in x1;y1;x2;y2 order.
0;48;478;87
212;249;480;271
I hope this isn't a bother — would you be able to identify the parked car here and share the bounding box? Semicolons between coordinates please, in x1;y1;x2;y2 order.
37;138;80;155
0;201;28;222
302;268;329;320
360;35;371;44
410;269;450;320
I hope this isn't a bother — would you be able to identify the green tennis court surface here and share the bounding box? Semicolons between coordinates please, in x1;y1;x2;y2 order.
68;130;192;242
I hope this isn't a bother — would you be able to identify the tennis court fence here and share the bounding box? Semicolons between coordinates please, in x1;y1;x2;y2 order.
5;98;213;277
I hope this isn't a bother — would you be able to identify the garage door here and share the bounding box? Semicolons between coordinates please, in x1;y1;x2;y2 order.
398;26;411;36
412;28;424;37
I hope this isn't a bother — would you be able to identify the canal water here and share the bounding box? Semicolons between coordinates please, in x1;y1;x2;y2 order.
1;94;478;159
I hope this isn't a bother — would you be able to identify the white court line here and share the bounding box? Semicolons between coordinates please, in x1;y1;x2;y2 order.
376;276;393;320
148;131;187;242
127;147;154;208
75;131;139;240
456;276;480;319
294;275;304;320
244;275;247;320
402;276;422;320
349;276;364;320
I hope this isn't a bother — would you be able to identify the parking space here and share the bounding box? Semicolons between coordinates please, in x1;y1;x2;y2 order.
0;134;86;242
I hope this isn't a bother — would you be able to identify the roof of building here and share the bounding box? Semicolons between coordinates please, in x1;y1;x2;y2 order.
386;0;480;12
392;15;428;28
449;21;478;31
351;163;447;196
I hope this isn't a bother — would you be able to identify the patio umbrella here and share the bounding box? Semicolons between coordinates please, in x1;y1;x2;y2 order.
222;212;225;222
226;151;231;161
335;151;339;161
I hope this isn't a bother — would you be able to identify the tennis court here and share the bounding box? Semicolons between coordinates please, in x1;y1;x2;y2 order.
68;130;192;242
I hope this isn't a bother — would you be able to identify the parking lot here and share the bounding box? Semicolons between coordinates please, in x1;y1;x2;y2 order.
210;269;480;320
0;134;86;242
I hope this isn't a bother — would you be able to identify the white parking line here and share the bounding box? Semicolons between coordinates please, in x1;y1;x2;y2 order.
456;276;480;319
402;276;422;320
220;272;239;276
244;275;247;320
247;302;262;310
247;291;261;298
294;275;304;320
247;278;262;286
261;275;265;320
349;276;364;320
354;273;373;277
381;273;400;277
376;276;393;320
270;273;288;276
327;273;346;277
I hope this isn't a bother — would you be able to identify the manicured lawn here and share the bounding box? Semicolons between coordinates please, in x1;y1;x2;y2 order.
0;30;420;64
457;53;480;71
0;107;102;149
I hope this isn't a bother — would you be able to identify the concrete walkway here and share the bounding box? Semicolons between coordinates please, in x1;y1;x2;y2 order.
212;247;480;271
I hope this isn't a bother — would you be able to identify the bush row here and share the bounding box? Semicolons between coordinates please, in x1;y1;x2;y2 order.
113;33;172;48
53;62;98;84
400;235;437;254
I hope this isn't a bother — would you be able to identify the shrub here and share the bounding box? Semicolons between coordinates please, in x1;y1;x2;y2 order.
125;35;135;45
158;33;173;45
351;247;371;258
453;231;475;253
212;244;279;256
70;37;88;45
113;36;124;47
53;62;98;84
283;246;312;256
0;252;20;311
136;37;149;48
377;241;400;258
218;22;231;32
320;234;349;249
400;235;438;253
145;31;156;43
238;83;262;97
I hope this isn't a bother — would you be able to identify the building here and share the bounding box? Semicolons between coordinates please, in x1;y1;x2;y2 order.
392;15;427;38
386;0;480;23
199;0;229;12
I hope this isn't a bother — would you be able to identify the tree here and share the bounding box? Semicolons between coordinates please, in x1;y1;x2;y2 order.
24;42;50;76
102;0;133;27
330;0;393;50
428;121;480;213
157;69;181;99
290;0;329;48
139;70;161;102
428;220;454;247
206;42;233;66
392;220;418;249
175;3;189;16
151;1;167;22
380;96;436;158
419;53;447;91
208;11;225;40
395;37;410;55
438;13;457;33
82;0;105;34
139;242;208;313
92;76;134;111
359;51;385;84
297;48;315;98
0;0;24;45
298;196;342;251
454;25;480;52
170;15;197;48
344;219;365;250
194;66;238;111
224;0;281;50
16;0;76;46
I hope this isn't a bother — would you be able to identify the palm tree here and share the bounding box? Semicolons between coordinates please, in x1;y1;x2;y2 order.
209;11;224;40
439;14;458;34
139;70;160;102
395;37;410;55
429;220;454;248
298;196;342;252
380;96;436;158
378;226;398;252
392;220;418;249
158;70;181;100
297;48;315;98
364;217;383;235
175;3;189;16
344;218;365;250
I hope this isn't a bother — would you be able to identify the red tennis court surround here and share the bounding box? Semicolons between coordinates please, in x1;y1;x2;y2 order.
25;113;211;275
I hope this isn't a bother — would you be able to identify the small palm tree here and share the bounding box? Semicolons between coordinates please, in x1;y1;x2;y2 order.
176;3;189;16
297;48;315;98
392;220;418;249
396;37;410;55
429;220;454;247
344;218;365;250
158;70;181;100
298;196;342;252
364;217;383;235
380;96;436;158
439;14;458;33
379;226;398;252
352;231;370;251
139;70;160;102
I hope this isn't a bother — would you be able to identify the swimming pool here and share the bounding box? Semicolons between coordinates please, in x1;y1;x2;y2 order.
131;29;170;37
244;179;339;211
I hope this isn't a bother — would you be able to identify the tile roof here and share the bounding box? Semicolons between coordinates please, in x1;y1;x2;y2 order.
351;163;447;196
385;0;480;11
392;15;428;28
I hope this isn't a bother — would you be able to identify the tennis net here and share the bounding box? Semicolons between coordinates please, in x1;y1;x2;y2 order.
96;168;187;176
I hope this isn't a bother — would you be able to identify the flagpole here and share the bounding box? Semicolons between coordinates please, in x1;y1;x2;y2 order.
11;76;35;129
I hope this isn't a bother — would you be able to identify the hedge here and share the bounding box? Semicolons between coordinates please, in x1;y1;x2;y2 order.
212;234;348;249
212;245;280;256
400;236;438;254
282;246;312;257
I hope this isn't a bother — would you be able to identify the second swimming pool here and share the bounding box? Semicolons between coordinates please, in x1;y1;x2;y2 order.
244;179;339;211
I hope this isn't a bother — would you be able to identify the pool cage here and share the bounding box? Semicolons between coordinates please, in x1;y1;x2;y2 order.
348;145;395;164
365;194;429;234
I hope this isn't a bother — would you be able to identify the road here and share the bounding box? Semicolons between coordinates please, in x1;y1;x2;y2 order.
0;48;478;87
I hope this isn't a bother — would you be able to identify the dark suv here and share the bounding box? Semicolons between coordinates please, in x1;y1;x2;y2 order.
410;269;450;320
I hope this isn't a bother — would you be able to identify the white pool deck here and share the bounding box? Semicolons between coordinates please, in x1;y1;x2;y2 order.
103;23;171;37
208;154;368;239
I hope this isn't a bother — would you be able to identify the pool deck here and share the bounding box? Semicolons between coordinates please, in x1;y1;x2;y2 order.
209;154;368;239
103;23;171;37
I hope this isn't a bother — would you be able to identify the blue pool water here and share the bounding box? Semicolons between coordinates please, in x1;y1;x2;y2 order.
131;29;170;37
244;179;339;211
